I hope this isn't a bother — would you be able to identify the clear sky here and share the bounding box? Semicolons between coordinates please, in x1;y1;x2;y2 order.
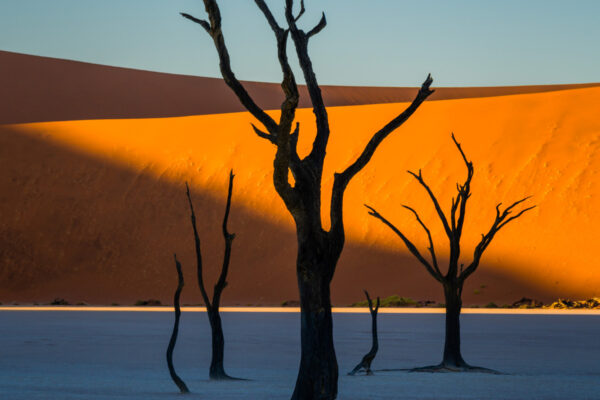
1;0;599;87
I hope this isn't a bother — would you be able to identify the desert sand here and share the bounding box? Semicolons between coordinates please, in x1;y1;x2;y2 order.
1;53;599;306
2;50;599;124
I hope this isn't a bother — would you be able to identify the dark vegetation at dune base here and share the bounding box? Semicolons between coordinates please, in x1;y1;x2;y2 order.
349;295;600;309
5;296;599;309
543;298;600;309
134;299;162;306
350;295;437;308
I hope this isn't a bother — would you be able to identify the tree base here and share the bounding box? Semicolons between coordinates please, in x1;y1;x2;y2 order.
209;372;250;381
347;368;374;376
409;363;501;374
375;364;501;374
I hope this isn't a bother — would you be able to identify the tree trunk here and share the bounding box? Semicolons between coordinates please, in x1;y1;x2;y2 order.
166;255;190;393
208;310;229;379
442;282;466;368
370;307;378;356
348;291;379;376
292;242;338;400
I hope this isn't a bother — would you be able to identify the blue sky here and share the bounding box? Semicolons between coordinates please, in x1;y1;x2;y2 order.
1;0;599;87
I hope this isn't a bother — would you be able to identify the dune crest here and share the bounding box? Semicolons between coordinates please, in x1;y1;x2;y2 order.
2;50;599;124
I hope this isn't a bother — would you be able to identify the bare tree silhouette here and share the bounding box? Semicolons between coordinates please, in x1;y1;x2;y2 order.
185;172;242;380
166;254;190;393
366;134;535;372
181;1;433;397
348;290;380;376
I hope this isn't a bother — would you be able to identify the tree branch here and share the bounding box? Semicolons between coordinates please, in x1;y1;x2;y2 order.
294;0;305;22
451;133;474;240
407;167;453;240
364;289;374;313
254;0;300;129
402;205;442;279
290;122;300;158
498;204;536;230
252;0;302;208
460;197;535;281
180;12;211;33
440;133;475;278
284;0;330;167
306;13;327;38
185;182;212;311
364;290;380;315
330;74;434;239
365;205;443;283
251;123;275;143
450;195;459;232
254;0;284;33
496;196;534;229
212;171;236;308
181;2;278;134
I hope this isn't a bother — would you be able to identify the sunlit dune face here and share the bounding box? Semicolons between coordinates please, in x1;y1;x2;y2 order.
10;86;600;297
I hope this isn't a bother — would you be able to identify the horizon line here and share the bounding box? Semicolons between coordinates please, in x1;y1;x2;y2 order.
1;306;599;315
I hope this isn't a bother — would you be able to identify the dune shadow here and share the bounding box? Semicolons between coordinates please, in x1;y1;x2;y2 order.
0;125;559;305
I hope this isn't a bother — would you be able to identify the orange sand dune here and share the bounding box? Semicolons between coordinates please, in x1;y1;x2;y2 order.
2;50;599;124
1;86;599;305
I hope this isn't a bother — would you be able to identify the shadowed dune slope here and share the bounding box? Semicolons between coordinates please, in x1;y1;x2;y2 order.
1;86;599;305
0;126;558;305
2;50;599;124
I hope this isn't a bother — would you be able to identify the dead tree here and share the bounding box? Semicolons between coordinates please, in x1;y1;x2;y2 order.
366;134;535;372
181;1;433;397
186;171;240;380
348;290;380;376
166;254;190;393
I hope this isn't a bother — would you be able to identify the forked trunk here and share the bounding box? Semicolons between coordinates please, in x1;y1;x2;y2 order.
181;0;436;390
442;282;466;368
348;291;379;376
292;244;338;400
208;310;229;379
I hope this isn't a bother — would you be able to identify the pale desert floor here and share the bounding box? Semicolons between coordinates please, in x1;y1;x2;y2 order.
1;311;599;399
